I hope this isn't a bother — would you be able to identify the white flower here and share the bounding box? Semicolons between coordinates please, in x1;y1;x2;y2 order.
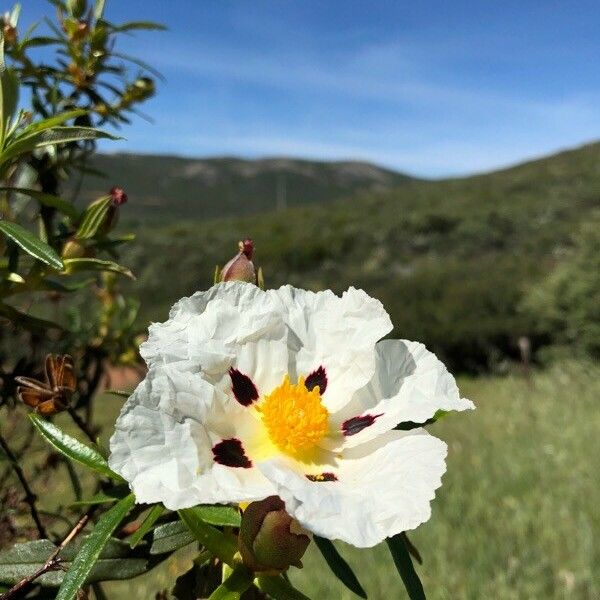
109;282;473;548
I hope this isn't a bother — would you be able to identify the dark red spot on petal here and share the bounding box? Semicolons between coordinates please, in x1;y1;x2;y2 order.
306;472;338;482
212;438;252;468
342;413;383;436
305;366;327;394
229;368;259;406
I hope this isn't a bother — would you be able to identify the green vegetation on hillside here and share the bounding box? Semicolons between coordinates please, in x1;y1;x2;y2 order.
118;142;600;371
75;153;412;220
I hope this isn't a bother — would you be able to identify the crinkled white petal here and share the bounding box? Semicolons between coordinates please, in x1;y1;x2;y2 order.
258;429;447;548
334;339;474;447
109;365;275;509
141;282;289;397
267;286;392;412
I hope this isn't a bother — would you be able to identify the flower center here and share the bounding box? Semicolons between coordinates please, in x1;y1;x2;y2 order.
259;375;329;457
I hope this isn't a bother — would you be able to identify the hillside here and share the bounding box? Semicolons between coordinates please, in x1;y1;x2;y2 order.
75;153;414;221
112;141;600;371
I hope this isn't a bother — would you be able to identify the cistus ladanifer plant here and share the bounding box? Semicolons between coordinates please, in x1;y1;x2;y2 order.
0;4;474;599
0;0;166;598
2;232;475;599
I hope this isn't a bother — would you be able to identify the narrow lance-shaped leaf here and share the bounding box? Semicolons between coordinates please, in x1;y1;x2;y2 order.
75;196;111;239
128;504;165;548
14;109;86;138
0;187;79;219
207;565;254;600
0;302;63;331
55;494;136;600
62;257;135;279
0;220;63;269
313;536;367;598
108;21;167;32
386;534;426;600
149;521;195;555
178;508;238;566
192;505;241;528
70;484;131;508
94;0;106;20
0;536;160;587
29;414;124;481
0;126;121;165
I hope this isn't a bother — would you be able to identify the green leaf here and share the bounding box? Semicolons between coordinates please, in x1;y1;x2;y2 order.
29;414;123;482
0;220;63;269
70;484;130;508
386;534;426;600
0;302;63;331
104;389;131;398
207;566;253;600
255;575;312;600
55;495;135;599
0;68;19;146
149;521;195;555
62;257;135;279
109;21;167;32
193;505;241;528
0;532;163;588
9;4;20;27
1;126;120;165
94;0;106;20
15;109;86;138
395;410;448;431
37;277;96;293
75;196;111;239
0;187;78;219
128;504;164;548
314;537;367;598
178;508;238;566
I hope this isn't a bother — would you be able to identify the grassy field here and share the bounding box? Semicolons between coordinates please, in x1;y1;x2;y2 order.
96;360;599;599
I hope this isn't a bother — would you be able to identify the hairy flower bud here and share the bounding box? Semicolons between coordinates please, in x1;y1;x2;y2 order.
221;239;256;283
239;496;311;573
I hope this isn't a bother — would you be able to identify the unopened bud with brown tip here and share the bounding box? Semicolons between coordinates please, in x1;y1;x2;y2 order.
102;186;128;234
220;238;256;283
239;496;311;573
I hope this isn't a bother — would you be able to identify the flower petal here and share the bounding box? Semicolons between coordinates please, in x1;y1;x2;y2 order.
109;365;274;509
258;429;447;548
140;282;289;400
333;339;474;447
268;286;392;412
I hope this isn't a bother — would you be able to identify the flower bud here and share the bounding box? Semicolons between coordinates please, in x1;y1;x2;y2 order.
110;186;128;206
2;15;17;46
239;496;311;573
101;186;127;234
221;239;256;283
62;238;93;259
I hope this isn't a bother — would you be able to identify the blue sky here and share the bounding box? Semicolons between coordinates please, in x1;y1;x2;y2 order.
21;1;600;177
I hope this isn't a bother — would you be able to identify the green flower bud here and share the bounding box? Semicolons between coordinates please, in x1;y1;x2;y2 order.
62;238;93;259
239;496;311;573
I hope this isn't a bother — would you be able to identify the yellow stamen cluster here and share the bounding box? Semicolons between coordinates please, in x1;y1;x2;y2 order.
259;375;329;457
